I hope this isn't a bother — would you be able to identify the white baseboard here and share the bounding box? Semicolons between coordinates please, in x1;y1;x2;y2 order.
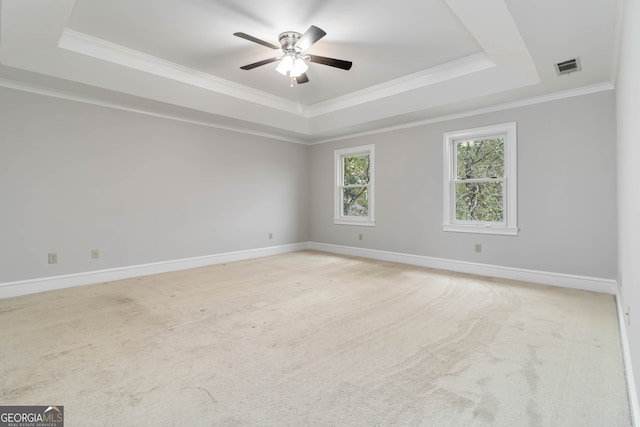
1;241;630;420
0;243;306;299
307;242;617;294
1;241;617;299
309;244;634;420
616;289;640;426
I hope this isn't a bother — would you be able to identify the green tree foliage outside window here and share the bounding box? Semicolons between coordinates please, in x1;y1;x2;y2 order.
342;154;370;217
455;137;505;222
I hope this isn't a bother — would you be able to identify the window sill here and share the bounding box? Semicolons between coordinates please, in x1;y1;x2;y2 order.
442;224;518;236
334;219;376;227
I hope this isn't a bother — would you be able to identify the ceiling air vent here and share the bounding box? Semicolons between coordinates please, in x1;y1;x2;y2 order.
555;58;581;75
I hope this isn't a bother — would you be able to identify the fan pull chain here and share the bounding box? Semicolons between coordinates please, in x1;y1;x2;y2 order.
290;76;295;87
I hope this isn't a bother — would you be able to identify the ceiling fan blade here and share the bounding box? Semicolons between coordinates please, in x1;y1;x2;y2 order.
295;25;326;51
308;55;353;70
233;32;279;50
295;73;309;84
240;57;279;70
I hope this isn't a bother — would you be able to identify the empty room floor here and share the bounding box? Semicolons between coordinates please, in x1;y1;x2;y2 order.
0;251;631;426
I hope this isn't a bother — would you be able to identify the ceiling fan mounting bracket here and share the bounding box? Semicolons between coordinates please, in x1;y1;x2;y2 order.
278;32;302;53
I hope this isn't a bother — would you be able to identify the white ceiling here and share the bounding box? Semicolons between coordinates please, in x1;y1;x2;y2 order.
0;0;620;143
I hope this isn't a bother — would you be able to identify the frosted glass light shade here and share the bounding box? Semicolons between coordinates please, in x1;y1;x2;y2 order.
276;56;294;75
291;58;308;77
276;55;308;77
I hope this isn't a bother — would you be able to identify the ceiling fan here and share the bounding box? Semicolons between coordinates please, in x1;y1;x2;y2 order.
233;25;352;85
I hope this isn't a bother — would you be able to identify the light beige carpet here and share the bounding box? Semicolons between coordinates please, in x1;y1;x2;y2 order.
0;251;631;426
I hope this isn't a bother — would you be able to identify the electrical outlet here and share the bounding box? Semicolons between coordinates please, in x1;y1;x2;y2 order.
48;252;58;264
358;233;363;241
268;232;273;240
474;243;482;253
91;249;100;259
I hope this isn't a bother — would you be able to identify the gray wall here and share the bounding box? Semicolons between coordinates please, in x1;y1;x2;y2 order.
0;87;310;283
617;0;640;410
310;90;617;280
0;68;630;403
0;85;618;285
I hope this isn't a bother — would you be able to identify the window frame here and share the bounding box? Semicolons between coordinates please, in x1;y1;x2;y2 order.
334;144;375;226
442;122;518;235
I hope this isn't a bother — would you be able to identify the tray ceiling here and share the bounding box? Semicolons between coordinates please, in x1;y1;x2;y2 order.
0;0;619;143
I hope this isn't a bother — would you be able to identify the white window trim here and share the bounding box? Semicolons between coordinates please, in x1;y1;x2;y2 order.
442;122;518;236
334;144;375;226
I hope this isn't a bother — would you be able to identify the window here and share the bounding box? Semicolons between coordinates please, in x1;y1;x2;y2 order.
443;122;517;235
334;145;375;226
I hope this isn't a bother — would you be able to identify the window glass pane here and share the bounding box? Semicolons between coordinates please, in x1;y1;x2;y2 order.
343;187;369;216
343;154;370;185
455;181;504;222
456;138;504;180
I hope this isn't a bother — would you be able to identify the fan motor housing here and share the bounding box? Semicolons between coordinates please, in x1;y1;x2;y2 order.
279;32;302;52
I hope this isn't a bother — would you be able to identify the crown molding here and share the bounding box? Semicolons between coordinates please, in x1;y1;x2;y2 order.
1;74;614;146
305;52;495;117
311;82;615;144
57;30;498;120
0;77;308;144
58;29;304;116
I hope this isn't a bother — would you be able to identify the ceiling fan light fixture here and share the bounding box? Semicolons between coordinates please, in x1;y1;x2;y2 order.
276;54;308;77
235;25;352;85
291;57;308;76
276;55;294;76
